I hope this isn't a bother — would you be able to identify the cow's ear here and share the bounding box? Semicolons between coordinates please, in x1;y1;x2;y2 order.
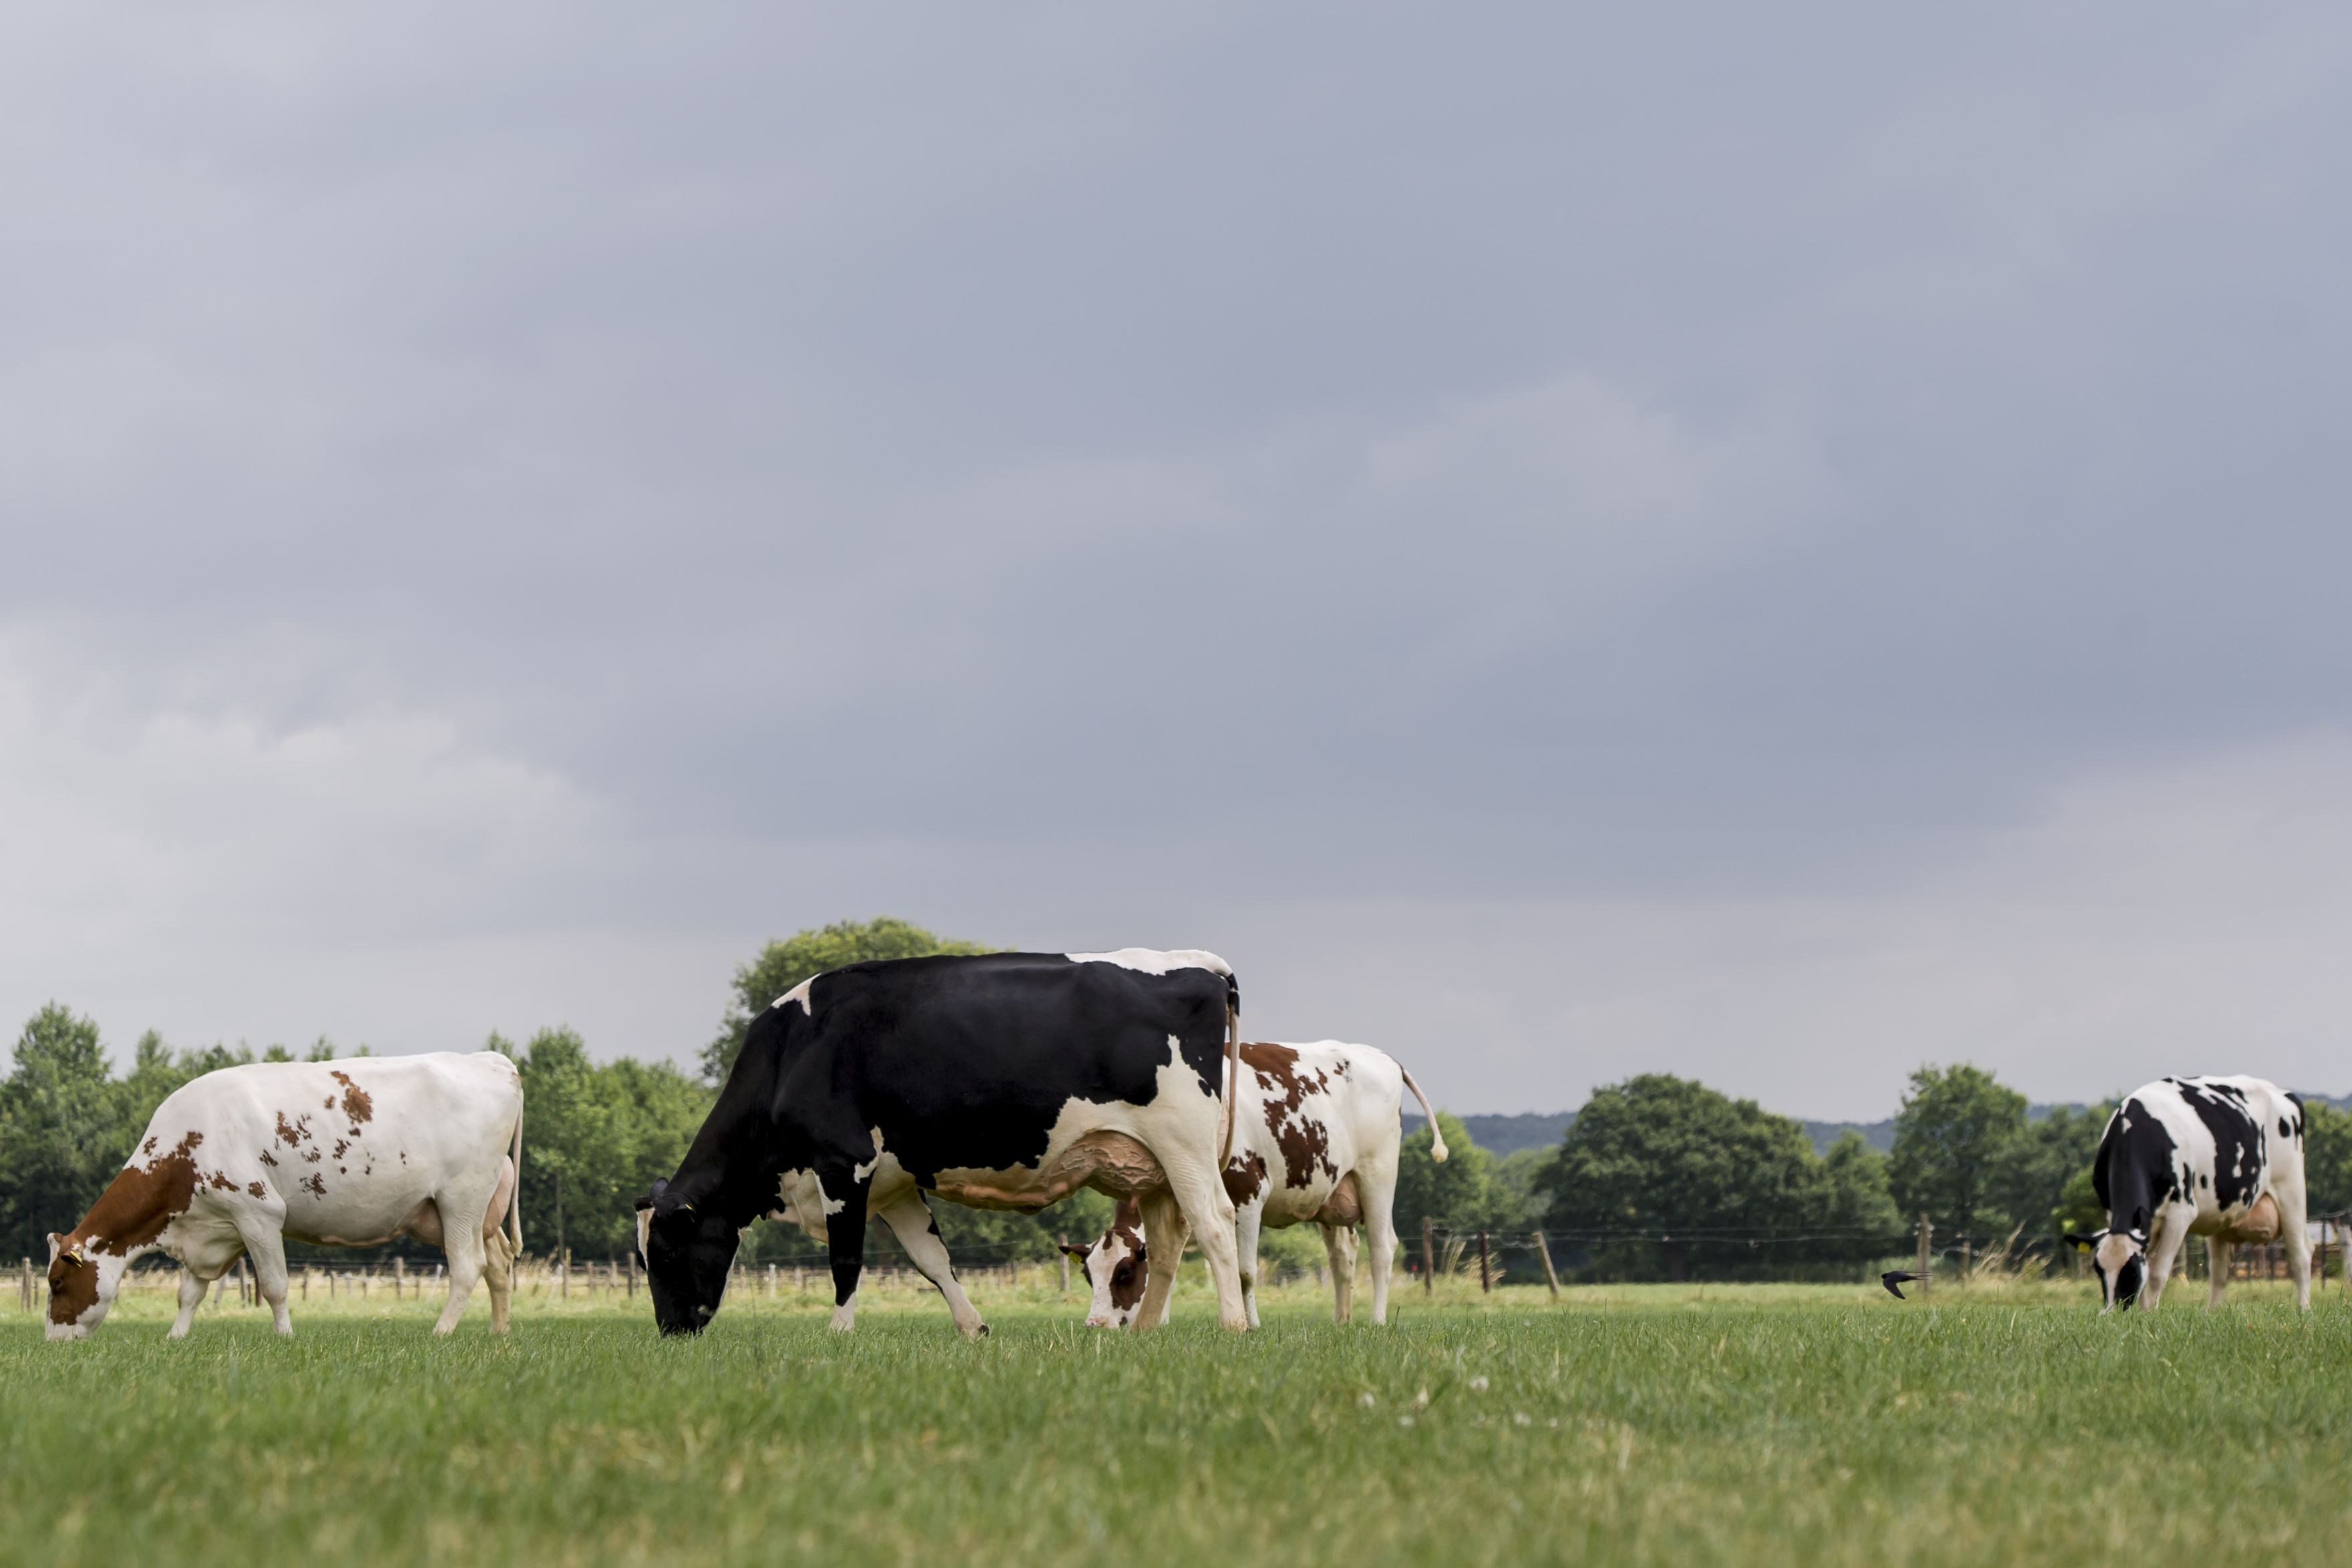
1056;1241;1091;1260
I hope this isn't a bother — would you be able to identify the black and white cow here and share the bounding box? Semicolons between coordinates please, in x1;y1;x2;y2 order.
2066;1075;2311;1312
46;1052;524;1339
1063;1040;1446;1330
636;949;1251;1336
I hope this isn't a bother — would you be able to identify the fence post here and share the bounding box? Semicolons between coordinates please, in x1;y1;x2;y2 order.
19;1258;27;1313
1477;1231;1491;1293
1959;1235;1971;1286
1917;1214;1933;1295
628;1247;638;1299
1531;1231;1561;1301
1422;1217;1436;1294
1058;1237;1070;1298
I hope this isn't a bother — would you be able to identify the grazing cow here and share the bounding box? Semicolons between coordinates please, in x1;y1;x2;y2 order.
2064;1074;2310;1312
45;1052;523;1340
1064;1040;1446;1329
636;950;1251;1336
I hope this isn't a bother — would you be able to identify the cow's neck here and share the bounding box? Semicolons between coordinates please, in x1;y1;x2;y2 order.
672;1029;787;1226
75;1157;198;1259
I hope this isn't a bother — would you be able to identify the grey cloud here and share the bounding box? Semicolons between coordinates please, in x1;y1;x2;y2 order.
6;4;2352;1109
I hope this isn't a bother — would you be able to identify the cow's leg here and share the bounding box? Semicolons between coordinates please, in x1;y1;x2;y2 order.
2277;1173;2314;1312
481;1153;517;1334
1358;1161;1400;1326
435;1213;489;1336
239;1226;297;1336
2207;1237;2233;1308
1163;1161;1249;1332
1234;1203;1264;1329
1322;1223;1358;1324
1131;1189;1190;1331
875;1190;988;1340
482;1225;516;1334
819;1163;872;1332
2142;1208;2190;1309
170;1266;208;1339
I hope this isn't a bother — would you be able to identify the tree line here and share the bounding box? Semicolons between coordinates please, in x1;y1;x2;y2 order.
10;919;2352;1280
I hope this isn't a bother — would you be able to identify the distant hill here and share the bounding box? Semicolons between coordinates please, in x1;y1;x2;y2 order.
1416;1091;2352;1160
1400;1112;1573;1157
1410;1098;2352;1159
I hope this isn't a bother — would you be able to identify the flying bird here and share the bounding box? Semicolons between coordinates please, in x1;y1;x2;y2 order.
1881;1271;1924;1300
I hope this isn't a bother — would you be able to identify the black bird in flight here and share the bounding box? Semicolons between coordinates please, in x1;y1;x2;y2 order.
1881;1271;1923;1300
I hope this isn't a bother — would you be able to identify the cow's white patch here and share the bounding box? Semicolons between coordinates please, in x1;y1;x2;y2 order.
635;1207;652;1263
772;978;817;1015
854;1128;886;1184
1065;948;1231;978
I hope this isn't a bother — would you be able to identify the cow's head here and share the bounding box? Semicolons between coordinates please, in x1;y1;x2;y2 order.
2066;1227;2147;1311
637;1177;741;1336
1063;1199;1151;1328
44;1231;129;1341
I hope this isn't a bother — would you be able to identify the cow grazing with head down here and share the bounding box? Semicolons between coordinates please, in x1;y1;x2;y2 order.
1063;1040;1445;1329
2066;1074;2311;1312
45;1052;523;1340
636;949;1253;1336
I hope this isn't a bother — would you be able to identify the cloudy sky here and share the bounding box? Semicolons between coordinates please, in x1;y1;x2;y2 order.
6;5;2351;1121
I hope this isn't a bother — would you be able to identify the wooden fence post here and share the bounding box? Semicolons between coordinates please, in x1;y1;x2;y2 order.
1422;1217;1436;1294
1477;1231;1491;1293
1531;1231;1561;1301
1058;1237;1070;1298
628;1247;637;1299
1917;1213;1933;1295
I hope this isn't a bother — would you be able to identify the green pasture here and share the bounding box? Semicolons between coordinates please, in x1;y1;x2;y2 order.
3;1271;2349;1567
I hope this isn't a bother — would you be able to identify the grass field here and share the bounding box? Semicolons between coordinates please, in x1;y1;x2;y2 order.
4;1270;2348;1567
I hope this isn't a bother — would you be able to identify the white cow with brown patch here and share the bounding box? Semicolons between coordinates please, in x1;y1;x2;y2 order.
1063;1040;1444;1328
45;1052;523;1340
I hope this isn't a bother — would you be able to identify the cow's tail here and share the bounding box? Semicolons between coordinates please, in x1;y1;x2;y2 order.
1400;1067;1448;1163
1217;974;1241;1169
508;1094;525;1255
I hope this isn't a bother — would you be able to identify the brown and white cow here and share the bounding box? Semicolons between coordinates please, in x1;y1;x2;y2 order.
1062;1040;1445;1328
46;1051;523;1340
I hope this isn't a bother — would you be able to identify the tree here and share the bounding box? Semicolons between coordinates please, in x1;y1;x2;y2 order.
491;1028;715;1260
703;917;995;1081
1887;1064;2026;1243
2305;1101;2352;1215
1820;1130;1902;1243
1539;1074;1854;1280
0;1005;130;1259
1393;1111;1519;1243
1989;1102;2112;1251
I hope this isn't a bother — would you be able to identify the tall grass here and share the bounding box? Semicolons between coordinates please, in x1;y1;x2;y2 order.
3;1273;2346;1567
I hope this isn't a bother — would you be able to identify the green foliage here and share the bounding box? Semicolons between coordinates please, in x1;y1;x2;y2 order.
2303;1100;2352;1215
703;917;996;1082
1539;1074;1893;1280
0;1004;126;1259
1887;1064;2027;1242
502;1028;711;1261
1394;1111;1524;1243
1989;1102;2113;1245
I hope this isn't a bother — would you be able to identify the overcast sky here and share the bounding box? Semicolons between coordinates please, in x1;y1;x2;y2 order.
6;5;2352;1121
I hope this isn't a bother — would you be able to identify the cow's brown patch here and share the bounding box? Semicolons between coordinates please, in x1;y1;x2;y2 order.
333;1139;349;1159
246;1181;266;1198
276;1111;311;1145
1105;1199;1149;1315
208;1171;238;1191
46;1131;204;1326
301;1174;327;1197
1243;1042;1340;1187
329;1070;374;1124
258;1149;278;1167
1223;1150;1267;1206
